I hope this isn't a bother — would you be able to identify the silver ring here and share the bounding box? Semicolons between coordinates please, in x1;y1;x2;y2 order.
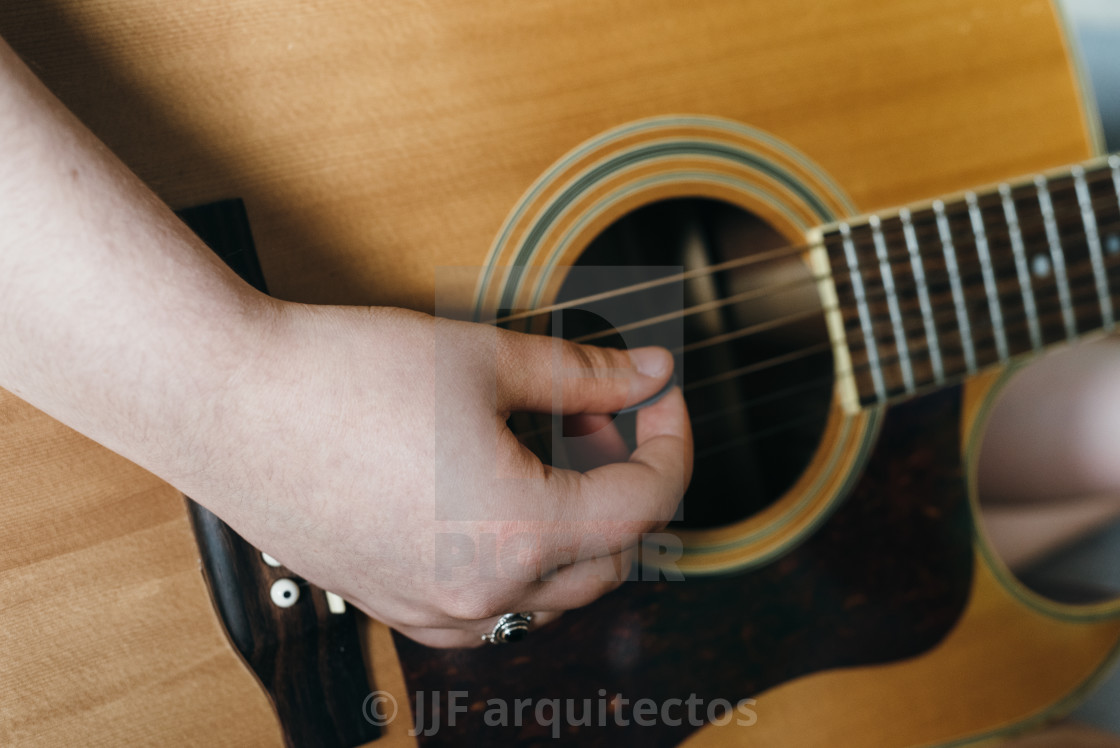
482;612;533;644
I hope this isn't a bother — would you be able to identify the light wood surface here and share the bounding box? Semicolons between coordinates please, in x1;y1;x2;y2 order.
0;0;1116;745
0;394;283;745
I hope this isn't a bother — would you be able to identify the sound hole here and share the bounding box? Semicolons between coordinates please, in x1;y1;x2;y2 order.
554;198;835;527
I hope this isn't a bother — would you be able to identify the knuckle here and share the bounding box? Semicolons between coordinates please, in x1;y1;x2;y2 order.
566;577;620;610
399;626;479;649
440;590;505;622
601;519;656;549
384;608;445;630
492;520;550;577
565;340;620;374
562;339;597;370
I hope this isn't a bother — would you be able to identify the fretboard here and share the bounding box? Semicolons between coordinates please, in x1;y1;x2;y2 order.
816;155;1120;413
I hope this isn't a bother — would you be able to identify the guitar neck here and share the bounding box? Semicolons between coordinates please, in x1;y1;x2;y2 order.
818;155;1120;412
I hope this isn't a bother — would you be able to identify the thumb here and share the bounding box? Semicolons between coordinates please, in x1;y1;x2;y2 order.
496;329;673;415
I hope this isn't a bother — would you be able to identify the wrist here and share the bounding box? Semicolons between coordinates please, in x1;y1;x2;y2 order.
138;289;289;492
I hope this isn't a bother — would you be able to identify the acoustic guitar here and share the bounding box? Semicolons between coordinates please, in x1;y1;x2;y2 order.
4;0;1120;745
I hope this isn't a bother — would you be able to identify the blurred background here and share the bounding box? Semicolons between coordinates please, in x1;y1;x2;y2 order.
1031;0;1120;730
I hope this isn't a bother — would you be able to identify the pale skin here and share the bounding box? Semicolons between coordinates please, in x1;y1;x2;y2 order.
3;34;1120;742
0;38;692;649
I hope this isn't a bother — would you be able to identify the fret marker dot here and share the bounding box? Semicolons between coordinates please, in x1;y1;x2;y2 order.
1032;254;1051;278
1106;234;1120;256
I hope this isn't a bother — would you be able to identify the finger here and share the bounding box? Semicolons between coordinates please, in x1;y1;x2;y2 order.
548;386;692;560
558;412;630;471
394;610;563;649
392;624;483;649
523;545;637;611
635;384;694;485
496;329;673;415
562;412;616;438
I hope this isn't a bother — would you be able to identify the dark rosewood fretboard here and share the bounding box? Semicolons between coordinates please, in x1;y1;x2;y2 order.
819;155;1120;411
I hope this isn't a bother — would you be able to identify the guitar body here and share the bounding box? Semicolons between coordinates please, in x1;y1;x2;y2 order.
3;0;1120;745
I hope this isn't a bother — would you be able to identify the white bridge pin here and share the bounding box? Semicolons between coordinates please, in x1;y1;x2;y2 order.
270;578;300;608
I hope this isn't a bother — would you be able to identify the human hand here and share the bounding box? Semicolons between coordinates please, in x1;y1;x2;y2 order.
0;36;691;649
176;302;692;648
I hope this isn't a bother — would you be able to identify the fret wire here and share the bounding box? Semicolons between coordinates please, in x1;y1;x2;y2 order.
844;282;1099;359
966;191;1009;361
833;173;1120;265
829;217;1120;325
998;183;1043;350
870;215;914;392
900;208;944;383
1034;175;1078;340
933;199;977;373
842;254;1102;329
839;223;887;400
869;169;1116;266
824;273;1107;393
847;199;1120;273
836;216;1118;302
851;276;1113;375
837;209;1106;300
841;253;1118;344
1072;165;1115;332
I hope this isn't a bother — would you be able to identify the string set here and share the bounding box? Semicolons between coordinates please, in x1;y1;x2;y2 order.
501;164;1120;458
487;167;1120;330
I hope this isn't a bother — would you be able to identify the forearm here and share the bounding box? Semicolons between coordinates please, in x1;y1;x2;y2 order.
0;34;696;650
0;39;274;484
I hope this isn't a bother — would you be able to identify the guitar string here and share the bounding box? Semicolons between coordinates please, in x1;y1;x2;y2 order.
509;224;1118;432
692;410;830;463
567;241;1115;350
512;351;836;444
502;174;1120;446
684;260;1114;397
511;271;1112;445
492;207;1120;368
486;173;1120;328
521;277;1120;453
553;230;1119;355
683;284;1101;400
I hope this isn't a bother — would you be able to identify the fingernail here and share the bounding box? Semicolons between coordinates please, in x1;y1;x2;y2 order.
616;373;677;414
628;347;672;378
